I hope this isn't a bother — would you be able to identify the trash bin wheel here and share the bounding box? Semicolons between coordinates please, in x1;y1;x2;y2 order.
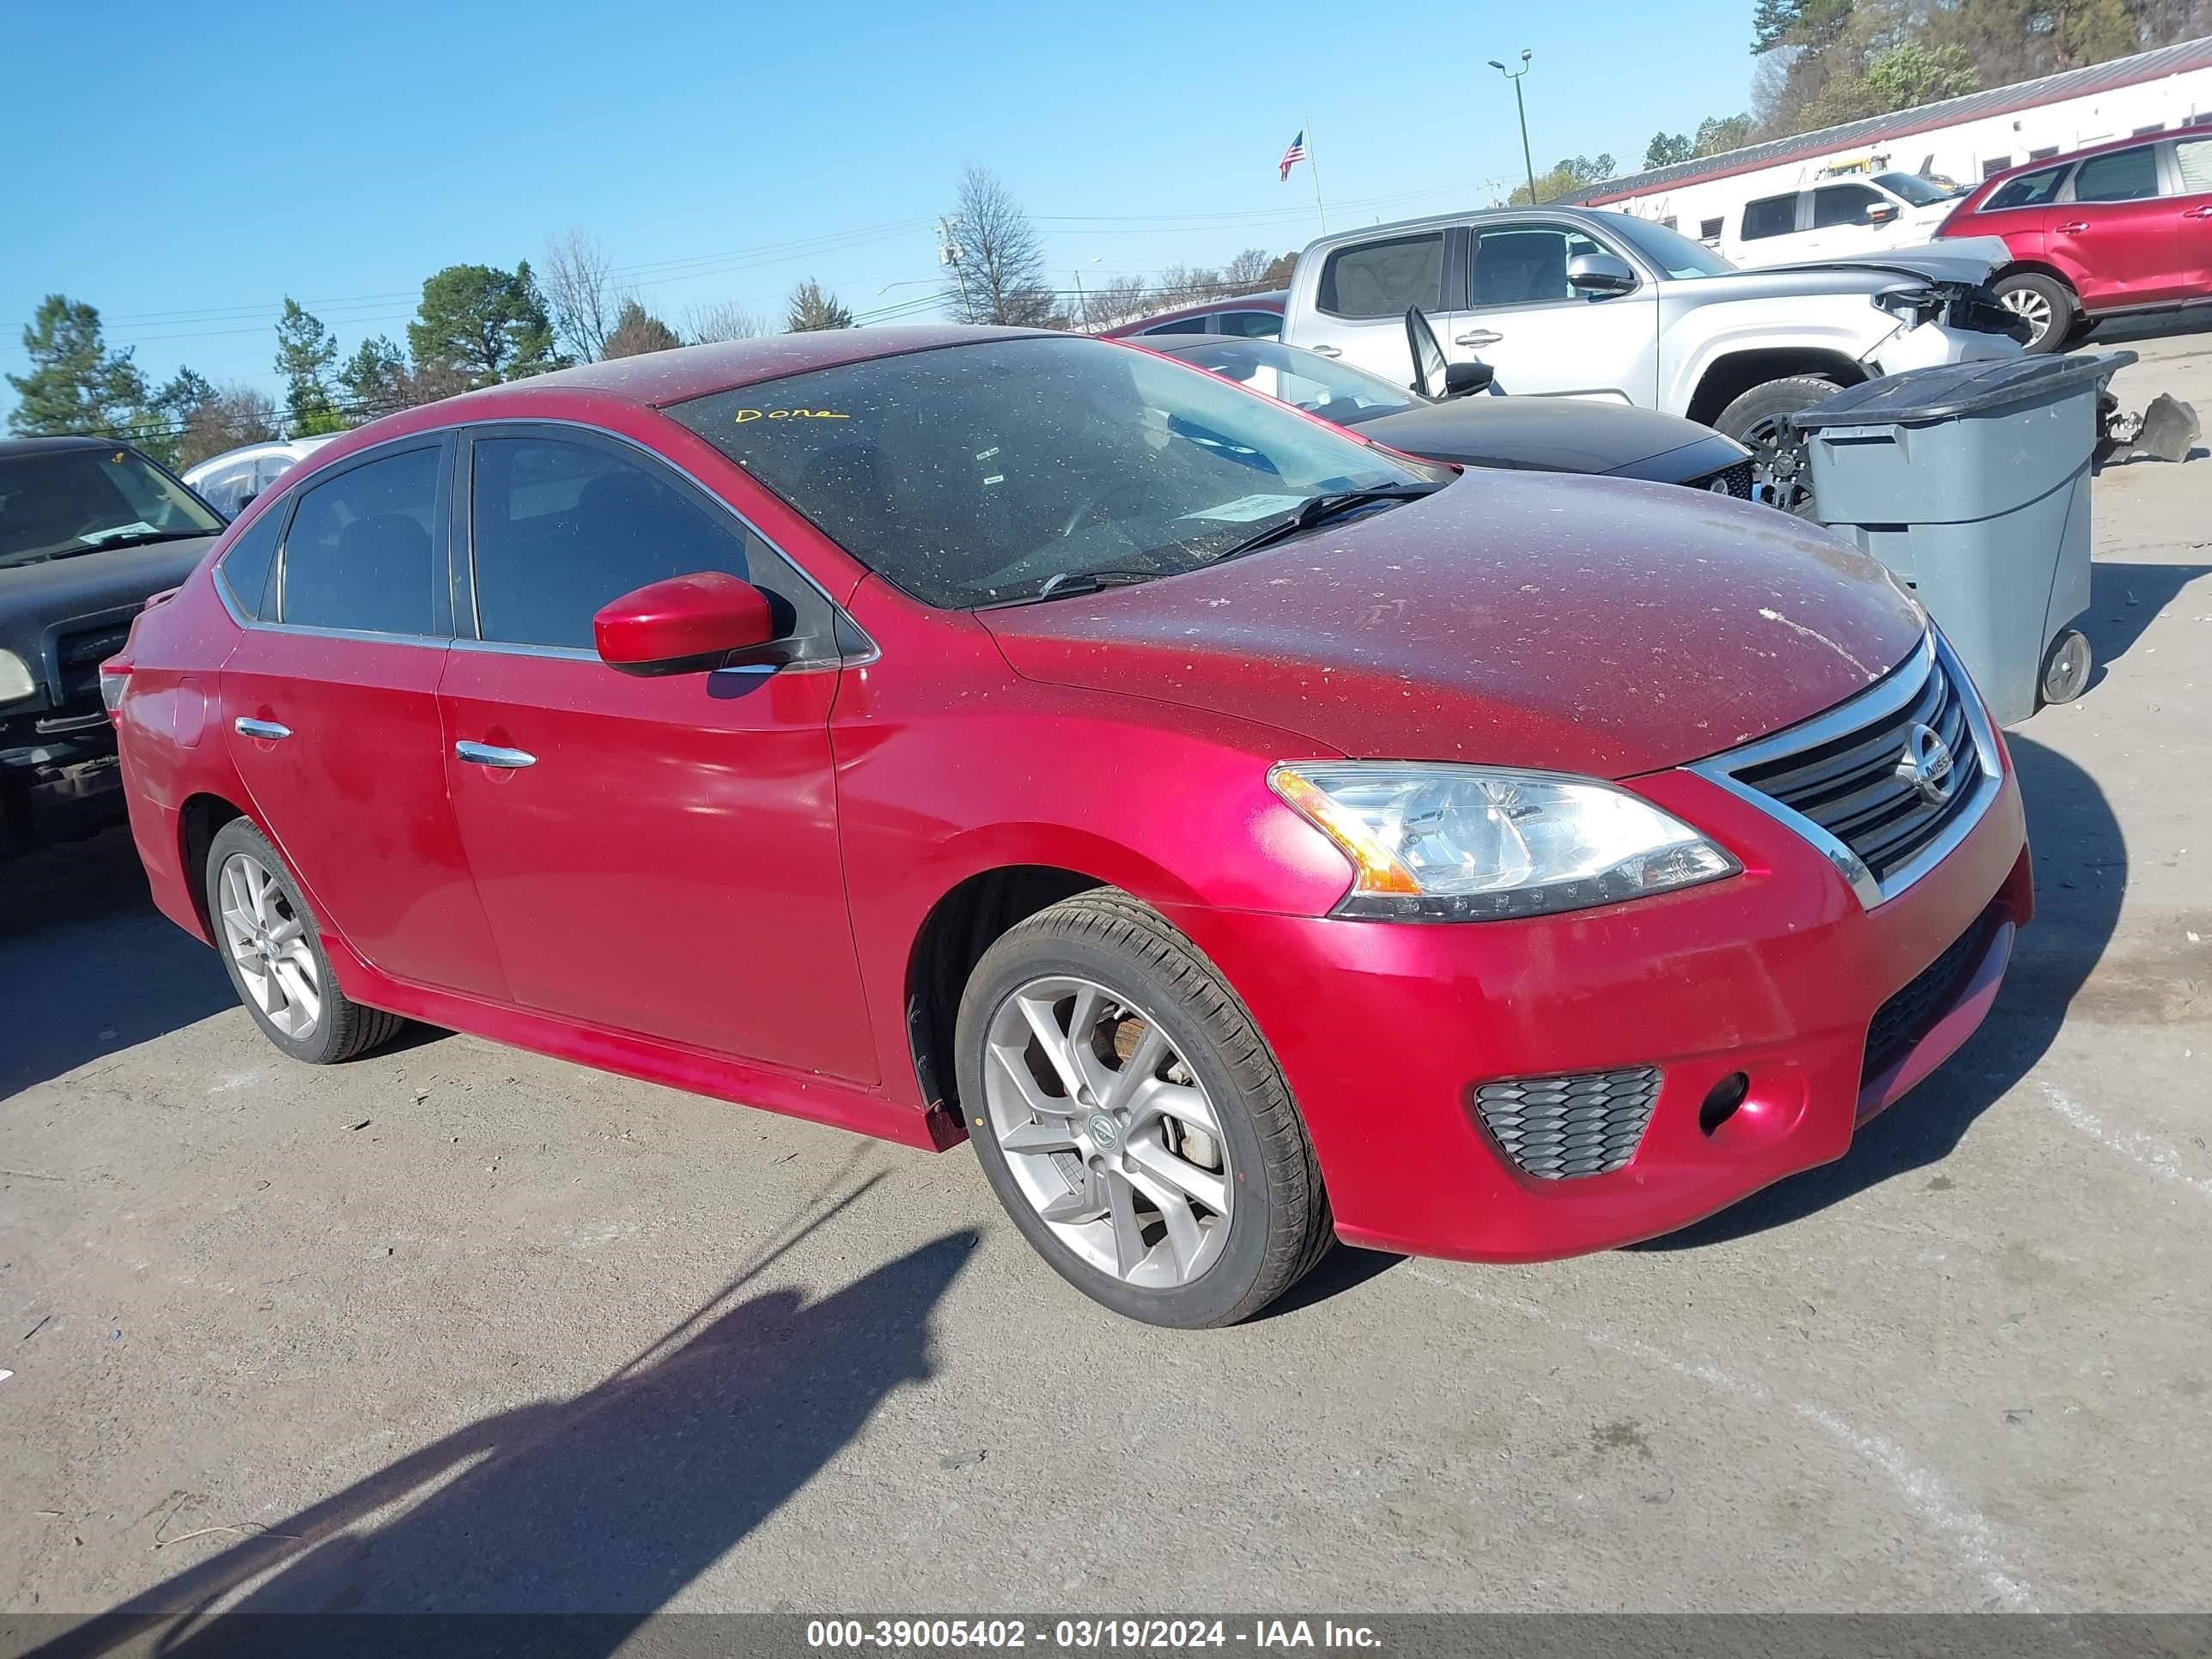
1995;272;2077;355
2039;627;2093;706
1717;374;1838;519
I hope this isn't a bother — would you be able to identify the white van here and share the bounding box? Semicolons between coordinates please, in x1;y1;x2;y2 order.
1720;171;1970;267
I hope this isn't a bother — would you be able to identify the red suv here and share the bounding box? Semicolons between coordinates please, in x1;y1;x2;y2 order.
106;328;2031;1327
1942;128;2212;350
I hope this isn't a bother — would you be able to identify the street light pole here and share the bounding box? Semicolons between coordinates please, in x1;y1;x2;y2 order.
1488;51;1536;203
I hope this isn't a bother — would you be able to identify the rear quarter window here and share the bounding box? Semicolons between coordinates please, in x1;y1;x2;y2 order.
216;504;284;619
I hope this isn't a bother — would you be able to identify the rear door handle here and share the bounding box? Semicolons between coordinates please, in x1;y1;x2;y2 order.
1308;343;1342;357
2185;204;2212;220
454;740;536;769
2057;221;2088;234
1455;330;1504;347
234;718;291;741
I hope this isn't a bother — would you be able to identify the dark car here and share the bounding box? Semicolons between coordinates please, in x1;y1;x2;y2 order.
1;437;226;853
1940;130;2212;351
1139;332;1755;495
1097;290;1286;339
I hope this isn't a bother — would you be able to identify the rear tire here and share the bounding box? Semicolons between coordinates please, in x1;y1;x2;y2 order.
955;890;1332;1328
1714;375;1841;520
204;817;406;1066
1995;271;2076;354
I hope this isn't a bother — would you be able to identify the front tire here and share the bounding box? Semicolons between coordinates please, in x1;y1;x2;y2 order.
956;890;1332;1328
1715;374;1840;519
204;817;406;1065
1995;271;2077;354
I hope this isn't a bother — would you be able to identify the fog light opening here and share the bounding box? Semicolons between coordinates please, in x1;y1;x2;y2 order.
1700;1073;1750;1138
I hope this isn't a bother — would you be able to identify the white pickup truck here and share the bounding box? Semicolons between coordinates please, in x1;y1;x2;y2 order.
1279;207;2026;508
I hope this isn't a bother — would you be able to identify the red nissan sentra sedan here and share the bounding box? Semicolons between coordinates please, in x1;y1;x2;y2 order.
105;326;2030;1327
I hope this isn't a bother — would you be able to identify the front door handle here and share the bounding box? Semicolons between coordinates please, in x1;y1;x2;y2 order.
2185;204;2212;220
234;717;291;741
1308;343;1342;357
454;740;536;769
2057;221;2088;234
1455;330;1504;347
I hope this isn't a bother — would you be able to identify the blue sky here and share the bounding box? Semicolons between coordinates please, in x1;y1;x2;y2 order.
2;0;1752;414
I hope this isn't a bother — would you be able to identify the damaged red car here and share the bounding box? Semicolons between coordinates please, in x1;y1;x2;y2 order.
106;327;2030;1327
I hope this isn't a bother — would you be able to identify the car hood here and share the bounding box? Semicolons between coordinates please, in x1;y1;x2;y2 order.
980;474;1924;779
0;537;216;694
1743;236;2008;288
1354;398;1745;482
1674;236;2007;301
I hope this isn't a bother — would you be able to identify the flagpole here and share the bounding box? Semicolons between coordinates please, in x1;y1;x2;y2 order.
1306;117;1328;233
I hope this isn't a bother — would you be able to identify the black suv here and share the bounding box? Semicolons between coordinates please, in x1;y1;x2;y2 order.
1;437;226;854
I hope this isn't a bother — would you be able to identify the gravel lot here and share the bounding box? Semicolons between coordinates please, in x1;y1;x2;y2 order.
3;325;2208;1626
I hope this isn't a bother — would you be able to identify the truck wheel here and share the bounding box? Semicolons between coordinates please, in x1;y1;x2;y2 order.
1715;375;1839;520
2039;628;2093;707
1995;272;2075;354
204;817;407;1065
956;890;1333;1328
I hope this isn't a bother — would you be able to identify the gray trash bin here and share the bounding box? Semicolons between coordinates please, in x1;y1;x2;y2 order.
1787;350;2135;726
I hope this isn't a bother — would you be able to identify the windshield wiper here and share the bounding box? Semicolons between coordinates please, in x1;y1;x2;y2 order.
64;528;210;556
1211;484;1442;563
1030;568;1161;602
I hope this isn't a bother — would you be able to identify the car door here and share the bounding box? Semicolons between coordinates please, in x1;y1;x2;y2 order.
2053;143;2179;307
220;434;510;999
1450;220;1660;404
1800;182;1893;259
1292;227;1452;382
2169;135;2212;292
437;422;878;1081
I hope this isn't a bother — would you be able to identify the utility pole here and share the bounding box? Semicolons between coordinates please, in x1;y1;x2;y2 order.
938;216;974;322
1489;51;1536;203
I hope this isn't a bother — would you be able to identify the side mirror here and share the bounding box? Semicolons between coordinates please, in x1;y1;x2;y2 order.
1867;202;1900;225
593;571;782;677
1443;361;1495;398
1565;252;1638;297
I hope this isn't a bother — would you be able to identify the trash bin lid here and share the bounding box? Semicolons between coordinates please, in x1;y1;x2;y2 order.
1786;349;2139;430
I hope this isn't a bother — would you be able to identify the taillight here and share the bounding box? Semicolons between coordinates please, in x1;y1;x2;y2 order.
100;659;131;719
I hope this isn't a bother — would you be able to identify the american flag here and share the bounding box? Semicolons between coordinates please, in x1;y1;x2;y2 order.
1279;131;1307;182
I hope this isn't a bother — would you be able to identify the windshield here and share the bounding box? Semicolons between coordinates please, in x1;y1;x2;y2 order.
1161;339;1421;425
670;336;1443;608
1875;171;1967;206
0;446;224;568
1601;214;1737;279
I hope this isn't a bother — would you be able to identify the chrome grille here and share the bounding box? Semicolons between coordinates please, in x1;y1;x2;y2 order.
1698;635;1998;907
54;621;134;708
1692;459;1756;499
1471;1067;1660;1180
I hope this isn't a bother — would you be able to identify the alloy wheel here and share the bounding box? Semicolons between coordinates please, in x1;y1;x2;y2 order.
218;851;321;1039
1744;415;1815;517
2000;286;2052;348
981;975;1231;1289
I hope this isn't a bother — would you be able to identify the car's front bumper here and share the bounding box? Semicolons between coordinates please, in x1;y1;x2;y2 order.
1164;745;2029;1262
0;713;125;854
1866;315;2022;377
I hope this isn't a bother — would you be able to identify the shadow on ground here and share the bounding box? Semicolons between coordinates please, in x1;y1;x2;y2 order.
2077;560;2212;687
0;829;233;1099
27;1188;977;1657
1641;732;2122;1249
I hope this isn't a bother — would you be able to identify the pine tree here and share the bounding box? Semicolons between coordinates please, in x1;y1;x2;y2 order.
274;299;343;433
785;278;855;331
5;295;148;438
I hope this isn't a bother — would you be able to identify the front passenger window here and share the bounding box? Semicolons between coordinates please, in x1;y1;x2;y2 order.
279;446;441;636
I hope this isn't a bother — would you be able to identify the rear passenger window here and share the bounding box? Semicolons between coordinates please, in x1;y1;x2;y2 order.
1985;165;2068;210
2072;146;2159;202
1316;233;1444;318
216;504;283;619
467;434;830;655
279;446;441;636
1741;194;1797;240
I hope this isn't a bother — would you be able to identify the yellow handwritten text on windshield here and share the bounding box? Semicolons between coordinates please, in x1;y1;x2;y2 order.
733;408;851;424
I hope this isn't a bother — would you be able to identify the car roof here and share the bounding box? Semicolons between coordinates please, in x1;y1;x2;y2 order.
0;434;133;461
181;436;337;474
1299;206;1626;255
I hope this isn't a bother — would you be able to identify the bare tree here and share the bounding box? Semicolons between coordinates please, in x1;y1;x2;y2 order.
684;301;769;343
1220;248;1280;294
178;384;281;468
1081;274;1153;331
542;230;619;362
942;165;1057;326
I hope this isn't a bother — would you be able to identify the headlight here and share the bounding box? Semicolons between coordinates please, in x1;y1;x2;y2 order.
0;649;38;705
1269;763;1738;921
1872;283;1943;328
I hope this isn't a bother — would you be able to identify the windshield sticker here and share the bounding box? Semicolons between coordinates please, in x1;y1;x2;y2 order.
733;407;850;424
1180;493;1306;524
79;520;160;545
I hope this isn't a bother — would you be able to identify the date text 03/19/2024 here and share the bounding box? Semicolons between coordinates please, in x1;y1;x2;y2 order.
805;1619;1383;1650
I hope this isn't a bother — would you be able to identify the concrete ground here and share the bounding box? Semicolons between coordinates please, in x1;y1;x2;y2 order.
3;325;2208;1627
